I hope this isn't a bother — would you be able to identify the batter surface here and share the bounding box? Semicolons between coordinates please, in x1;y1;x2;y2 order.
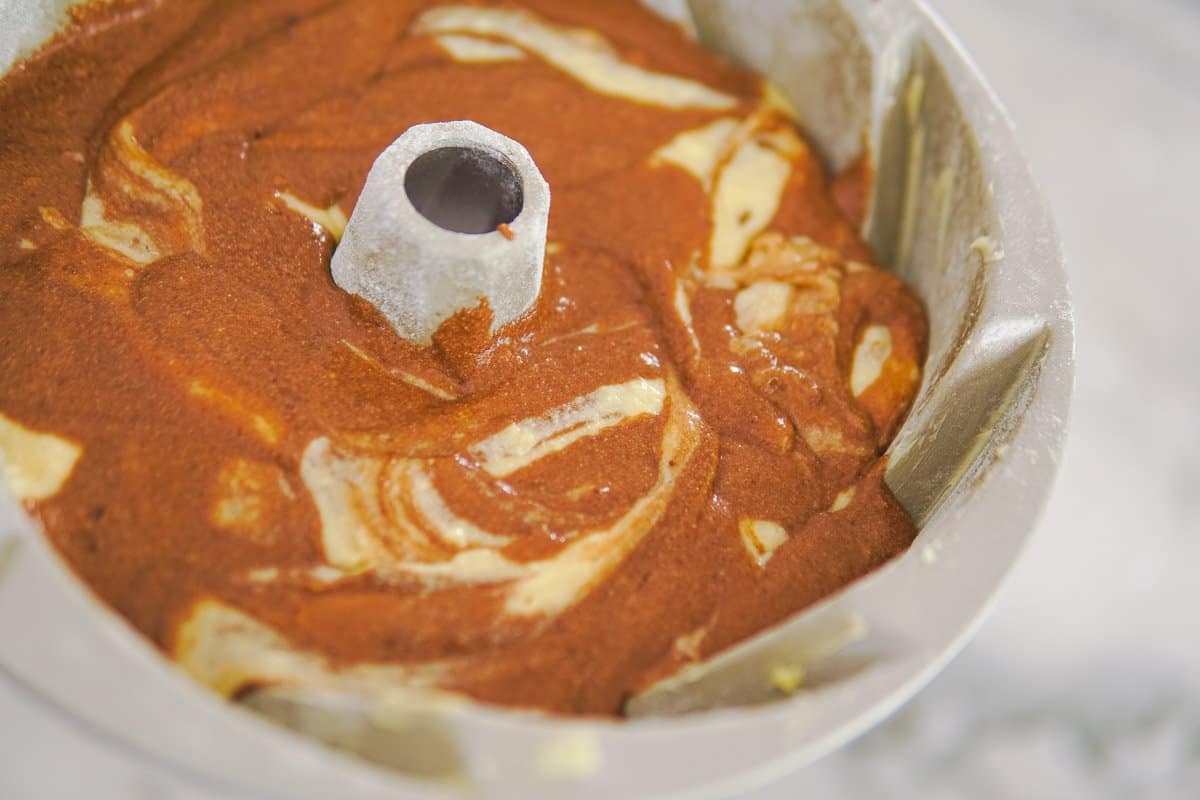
0;0;927;715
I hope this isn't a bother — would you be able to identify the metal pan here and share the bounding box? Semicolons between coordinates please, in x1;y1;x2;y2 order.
0;1;1073;797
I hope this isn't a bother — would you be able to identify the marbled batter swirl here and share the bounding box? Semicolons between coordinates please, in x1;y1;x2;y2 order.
0;0;926;714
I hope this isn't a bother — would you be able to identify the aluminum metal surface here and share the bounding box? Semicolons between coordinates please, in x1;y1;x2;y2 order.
0;1;1074;797
332;121;550;344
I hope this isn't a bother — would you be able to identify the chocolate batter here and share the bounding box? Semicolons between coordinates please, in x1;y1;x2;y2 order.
0;0;927;715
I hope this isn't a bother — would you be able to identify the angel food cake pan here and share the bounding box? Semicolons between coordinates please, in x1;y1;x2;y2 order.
0;1;1072;797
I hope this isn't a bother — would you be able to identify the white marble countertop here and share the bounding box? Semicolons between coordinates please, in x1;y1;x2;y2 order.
2;0;1197;797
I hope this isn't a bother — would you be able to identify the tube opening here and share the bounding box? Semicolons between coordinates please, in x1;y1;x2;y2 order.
404;146;524;235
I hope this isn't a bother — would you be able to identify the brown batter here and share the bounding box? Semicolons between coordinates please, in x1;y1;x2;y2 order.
0;0;927;715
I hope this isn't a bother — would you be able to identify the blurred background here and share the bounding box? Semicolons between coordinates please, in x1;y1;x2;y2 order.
2;0;1197;797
